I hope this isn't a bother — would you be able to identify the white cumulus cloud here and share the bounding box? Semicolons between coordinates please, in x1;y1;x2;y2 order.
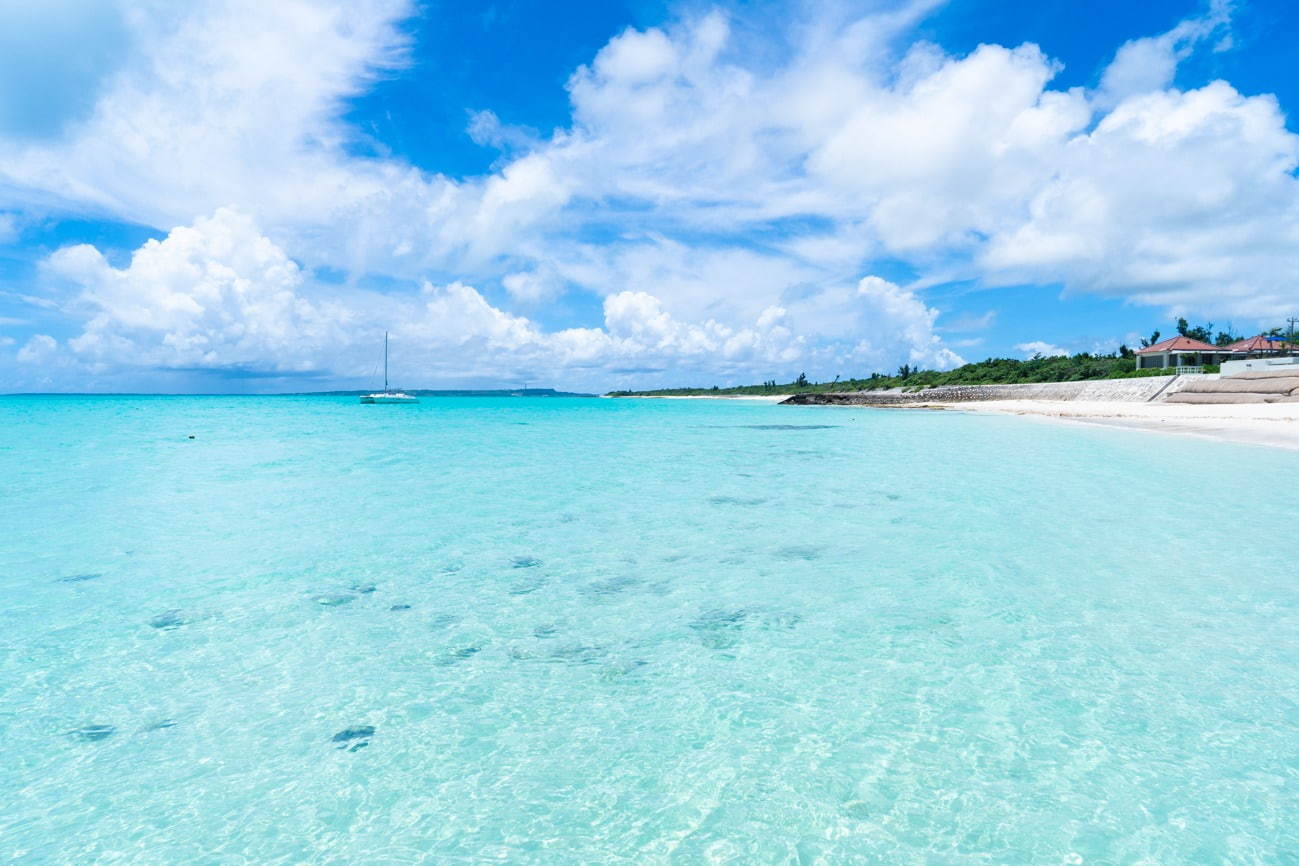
43;208;349;373
26;210;820;387
853;276;963;370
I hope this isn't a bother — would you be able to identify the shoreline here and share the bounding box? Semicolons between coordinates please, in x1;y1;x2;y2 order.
613;389;1299;450
886;399;1299;451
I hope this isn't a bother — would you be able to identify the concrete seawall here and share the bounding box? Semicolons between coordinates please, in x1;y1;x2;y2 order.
781;376;1193;406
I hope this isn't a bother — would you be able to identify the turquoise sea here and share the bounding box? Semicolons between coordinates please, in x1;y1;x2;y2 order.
2;395;1298;864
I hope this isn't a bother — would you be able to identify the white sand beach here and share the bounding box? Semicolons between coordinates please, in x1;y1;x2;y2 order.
619;383;1299;449
914;399;1299;450
623;393;1299;448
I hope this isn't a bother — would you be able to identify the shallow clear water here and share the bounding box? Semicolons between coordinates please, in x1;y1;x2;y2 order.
2;395;1298;864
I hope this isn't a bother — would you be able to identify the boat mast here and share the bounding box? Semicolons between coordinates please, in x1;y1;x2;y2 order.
384;331;389;392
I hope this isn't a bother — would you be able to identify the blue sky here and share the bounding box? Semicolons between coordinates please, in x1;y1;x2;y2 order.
1;0;1297;392
357;0;1298;176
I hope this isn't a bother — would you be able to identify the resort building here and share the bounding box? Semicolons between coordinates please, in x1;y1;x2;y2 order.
1135;334;1296;373
1134;336;1237;372
1222;335;1292;354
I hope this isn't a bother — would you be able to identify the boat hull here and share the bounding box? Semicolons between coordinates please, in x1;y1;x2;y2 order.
359;393;418;404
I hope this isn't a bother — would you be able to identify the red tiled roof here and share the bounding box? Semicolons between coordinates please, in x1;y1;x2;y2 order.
1222;334;1289;352
1134;335;1222;355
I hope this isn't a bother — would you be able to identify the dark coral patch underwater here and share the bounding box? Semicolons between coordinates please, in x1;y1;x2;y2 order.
149;610;186;630
69;725;115;742
331;725;375;752
56;573;103;583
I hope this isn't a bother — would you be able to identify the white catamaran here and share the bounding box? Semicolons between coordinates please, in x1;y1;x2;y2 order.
360;332;418;404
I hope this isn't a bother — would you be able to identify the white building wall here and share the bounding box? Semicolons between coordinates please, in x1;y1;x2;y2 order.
1221;356;1299;377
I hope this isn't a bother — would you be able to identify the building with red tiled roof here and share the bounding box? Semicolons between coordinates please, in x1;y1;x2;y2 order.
1222;335;1291;354
1134;336;1241;371
1134;336;1221;355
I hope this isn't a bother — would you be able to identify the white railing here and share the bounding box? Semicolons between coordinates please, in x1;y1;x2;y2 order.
1173;365;1203;375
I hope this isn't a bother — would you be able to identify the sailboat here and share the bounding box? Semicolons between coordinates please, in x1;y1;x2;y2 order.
359;332;418;404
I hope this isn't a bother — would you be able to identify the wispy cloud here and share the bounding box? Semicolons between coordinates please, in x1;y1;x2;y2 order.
1015;340;1068;358
941;310;997;333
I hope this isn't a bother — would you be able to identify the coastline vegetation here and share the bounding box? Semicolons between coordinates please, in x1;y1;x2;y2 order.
608;317;1298;397
609;349;1218;397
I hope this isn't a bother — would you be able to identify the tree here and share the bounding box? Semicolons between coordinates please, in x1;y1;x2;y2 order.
1176;318;1215;343
1140;330;1161;348
794;372;809;387
1118;344;1134;359
1214;330;1241;347
897;363;912;379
